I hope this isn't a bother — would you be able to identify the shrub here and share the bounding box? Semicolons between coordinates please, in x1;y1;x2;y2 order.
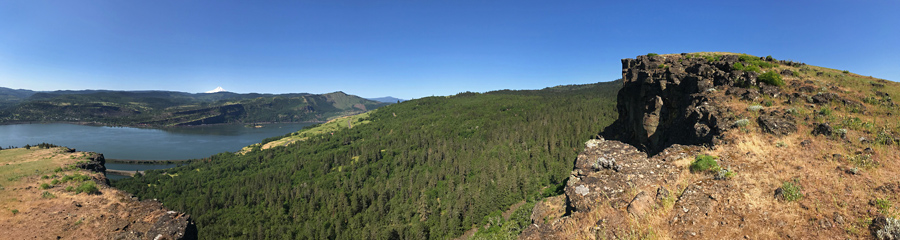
41;191;56;199
75;181;99;194
658;64;668;69
733;118;750;127
758;71;785;86
819;107;833;116
647;53;659;57
65;186;74;192
715;168;735;180
732;62;761;73
748;105;764;112
877;217;900;240
690;154;720;173
10;209;18;214
61;173;90;183
51;179;59;185
766;55;774;61
851;154;878;169
39;183;51;189
780;181;803;202
843;70;850;74
41;175;49;179
875;198;892;214
875;130;895;145
54;167;63;173
704;55;720;62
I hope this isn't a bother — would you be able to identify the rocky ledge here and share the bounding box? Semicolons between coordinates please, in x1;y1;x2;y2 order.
0;148;197;240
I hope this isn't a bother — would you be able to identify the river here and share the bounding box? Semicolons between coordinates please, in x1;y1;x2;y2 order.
0;122;317;179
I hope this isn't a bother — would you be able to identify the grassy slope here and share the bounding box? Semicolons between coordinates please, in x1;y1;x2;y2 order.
536;52;900;239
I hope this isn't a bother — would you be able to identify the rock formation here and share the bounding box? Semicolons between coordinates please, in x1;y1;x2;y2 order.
603;54;746;154
523;53;900;239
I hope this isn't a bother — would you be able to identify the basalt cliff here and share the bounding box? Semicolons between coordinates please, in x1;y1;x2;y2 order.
522;53;900;239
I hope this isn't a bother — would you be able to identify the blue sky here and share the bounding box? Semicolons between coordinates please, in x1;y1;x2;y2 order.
1;1;898;99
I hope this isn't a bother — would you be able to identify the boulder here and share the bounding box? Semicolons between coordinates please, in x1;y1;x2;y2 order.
812;92;839;104
870;215;900;240
780;69;794;76
626;191;654;217
812;123;834;136
758;111;797;135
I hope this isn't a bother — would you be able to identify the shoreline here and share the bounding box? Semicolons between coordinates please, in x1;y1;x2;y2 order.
106;159;193;164
0;120;326;129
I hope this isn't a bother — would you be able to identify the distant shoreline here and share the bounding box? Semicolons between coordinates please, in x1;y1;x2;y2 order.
107;158;193;164
0;120;325;129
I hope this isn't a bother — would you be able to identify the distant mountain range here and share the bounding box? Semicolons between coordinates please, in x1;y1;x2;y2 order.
366;96;406;103
0;87;391;127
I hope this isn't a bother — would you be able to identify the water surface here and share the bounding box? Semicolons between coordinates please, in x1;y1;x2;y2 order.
1;122;315;162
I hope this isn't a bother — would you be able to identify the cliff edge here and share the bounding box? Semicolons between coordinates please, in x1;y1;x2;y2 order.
522;53;900;239
0;146;197;240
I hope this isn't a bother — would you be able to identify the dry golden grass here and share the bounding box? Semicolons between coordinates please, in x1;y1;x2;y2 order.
538;52;900;239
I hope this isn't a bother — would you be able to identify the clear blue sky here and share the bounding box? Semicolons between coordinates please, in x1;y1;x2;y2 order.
1;1;898;99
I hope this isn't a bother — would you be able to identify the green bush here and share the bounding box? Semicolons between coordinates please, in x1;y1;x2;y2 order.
842;70;849;74
61;173;90;183
51;179;59;185
738;54;777;68
818;107;832;116
41;191;56;199
732;62;761;73
765;55;774;61
41;175;49;179
10;209;18;214
780;181;803;202
690;154;720;173
75;181;99;194
39;183;51;189
65;186;74;192
758;71;785;86
875;198;892;214
647;53;659;57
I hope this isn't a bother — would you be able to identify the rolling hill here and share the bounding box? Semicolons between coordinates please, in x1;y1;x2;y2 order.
0;89;390;127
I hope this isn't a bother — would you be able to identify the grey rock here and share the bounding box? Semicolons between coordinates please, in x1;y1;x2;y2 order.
757;111;797;135
812;123;834;136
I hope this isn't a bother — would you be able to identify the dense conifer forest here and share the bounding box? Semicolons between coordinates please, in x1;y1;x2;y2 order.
113;80;621;239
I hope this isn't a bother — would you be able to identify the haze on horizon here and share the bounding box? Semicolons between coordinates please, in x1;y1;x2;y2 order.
1;1;898;100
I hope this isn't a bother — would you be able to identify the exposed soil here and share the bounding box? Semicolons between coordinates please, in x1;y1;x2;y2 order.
0;147;195;239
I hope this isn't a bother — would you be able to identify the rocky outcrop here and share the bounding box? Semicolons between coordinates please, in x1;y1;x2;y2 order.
523;53;781;239
757;110;798;135
76;151;197;239
112;200;198;240
0;147;197;240
521;138;702;239
604;54;752;153
76;152;106;173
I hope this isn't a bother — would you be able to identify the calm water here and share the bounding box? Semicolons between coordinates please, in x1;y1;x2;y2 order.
0;123;316;172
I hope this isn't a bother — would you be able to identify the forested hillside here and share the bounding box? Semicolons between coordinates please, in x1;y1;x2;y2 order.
113;81;621;239
0;89;388;126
